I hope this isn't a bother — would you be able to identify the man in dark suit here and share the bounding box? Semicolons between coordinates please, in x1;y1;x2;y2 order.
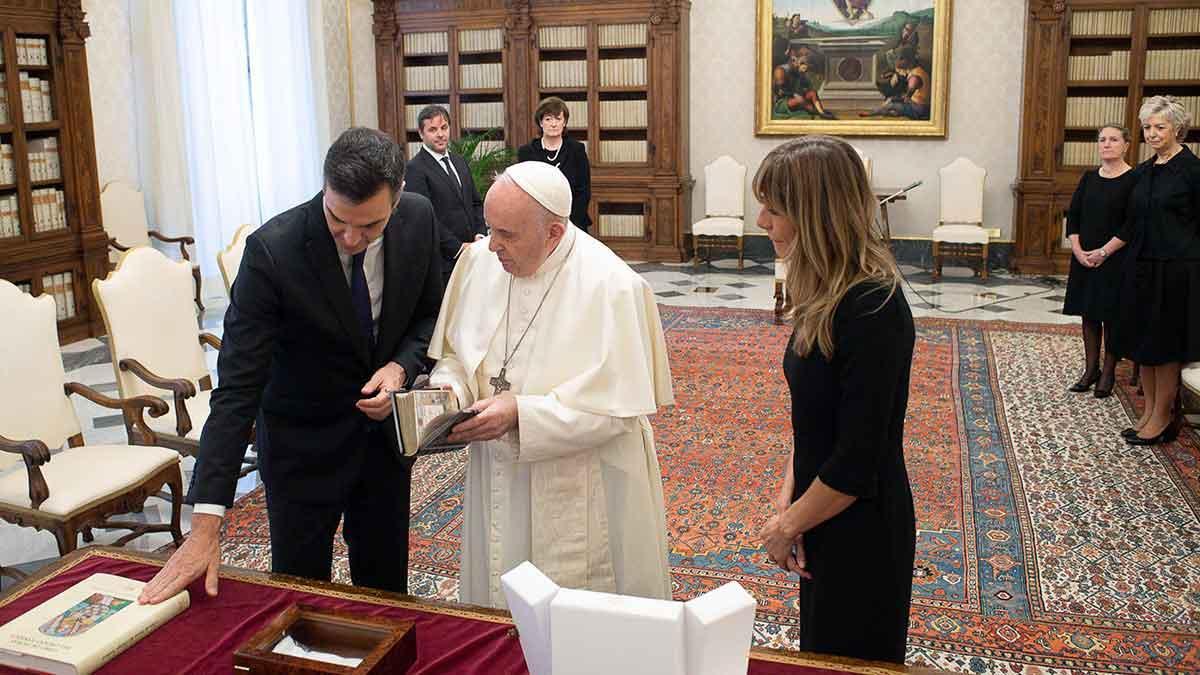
403;105;487;279
139;128;443;604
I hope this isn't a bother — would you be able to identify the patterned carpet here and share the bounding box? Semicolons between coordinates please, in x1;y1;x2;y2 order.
204;307;1200;674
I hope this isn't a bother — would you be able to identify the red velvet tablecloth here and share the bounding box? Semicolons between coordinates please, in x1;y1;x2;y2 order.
0;549;903;675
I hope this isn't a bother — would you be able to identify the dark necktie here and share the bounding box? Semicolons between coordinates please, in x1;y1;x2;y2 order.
350;251;373;347
441;156;462;187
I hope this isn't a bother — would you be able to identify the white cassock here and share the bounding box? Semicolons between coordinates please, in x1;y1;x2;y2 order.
428;223;675;609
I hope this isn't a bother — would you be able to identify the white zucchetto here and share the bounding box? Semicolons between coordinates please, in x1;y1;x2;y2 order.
504;161;572;218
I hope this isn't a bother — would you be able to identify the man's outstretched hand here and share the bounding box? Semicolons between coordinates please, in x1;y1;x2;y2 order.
138;513;222;604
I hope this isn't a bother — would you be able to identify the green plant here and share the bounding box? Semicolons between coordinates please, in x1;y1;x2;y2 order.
448;129;516;195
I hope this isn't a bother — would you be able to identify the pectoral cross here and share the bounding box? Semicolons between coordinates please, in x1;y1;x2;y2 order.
489;368;511;395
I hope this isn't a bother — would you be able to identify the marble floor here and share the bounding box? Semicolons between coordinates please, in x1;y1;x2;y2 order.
0;260;1074;590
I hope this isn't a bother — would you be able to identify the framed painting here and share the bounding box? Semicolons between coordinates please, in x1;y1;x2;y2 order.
756;0;952;137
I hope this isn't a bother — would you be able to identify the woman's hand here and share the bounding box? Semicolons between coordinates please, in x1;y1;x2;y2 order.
1073;247;1094;267
760;513;813;579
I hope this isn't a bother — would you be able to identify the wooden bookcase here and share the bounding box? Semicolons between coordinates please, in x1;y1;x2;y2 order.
374;0;692;262
0;0;105;344
1014;0;1200;275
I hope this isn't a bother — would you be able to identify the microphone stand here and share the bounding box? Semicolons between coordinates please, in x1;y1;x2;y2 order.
875;180;922;241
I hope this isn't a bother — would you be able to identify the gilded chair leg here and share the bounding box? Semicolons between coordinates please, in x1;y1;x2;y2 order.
166;469;184;547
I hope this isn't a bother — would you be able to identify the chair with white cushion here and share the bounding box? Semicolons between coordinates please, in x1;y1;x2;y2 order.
0;280;182;577
101;180;203;311
693;155;747;270
217;223;255;295
931;157;990;281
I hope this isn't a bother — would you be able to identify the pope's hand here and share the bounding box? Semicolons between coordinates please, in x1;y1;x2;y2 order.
357;362;406;421
138;513;221;604
447;392;518;443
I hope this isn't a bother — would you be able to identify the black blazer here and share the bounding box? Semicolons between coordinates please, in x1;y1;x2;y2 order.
404;148;487;245
517;136;592;229
189;192;444;507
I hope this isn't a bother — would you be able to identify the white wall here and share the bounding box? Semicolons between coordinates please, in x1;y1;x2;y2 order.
83;0;140;191
689;0;1027;240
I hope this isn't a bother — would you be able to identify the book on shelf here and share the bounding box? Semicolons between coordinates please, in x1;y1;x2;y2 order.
459;28;503;53
1149;8;1200;35
29;76;44;122
566;101;589;128
598;213;645;238
403;31;448;56
1064;96;1126;128
598;23;648;48
599;58;647;88
0;573;188;675
539;60;588;88
475;140;506;156
40;79;53;121
1070;10;1132;37
0;143;14;184
1067;51;1128;81
599;100;648;128
0;195;18;238
460;101;505;129
599;139;648;163
17;282;32;294
538;25;587;50
404;65;449;92
1145;49;1200;80
46;272;65;320
18;37;49;66
407;141;424;159
390;386;478;457
459;63;503;90
0;73;8;125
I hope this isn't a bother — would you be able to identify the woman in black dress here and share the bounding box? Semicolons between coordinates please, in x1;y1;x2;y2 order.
1063;125;1138;398
516;97;592;233
1091;95;1199;445
756;136;916;663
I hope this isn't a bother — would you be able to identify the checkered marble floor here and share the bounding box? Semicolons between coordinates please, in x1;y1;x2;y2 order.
0;260;1073;587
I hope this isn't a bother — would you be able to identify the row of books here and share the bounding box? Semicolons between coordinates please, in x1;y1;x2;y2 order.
1069;10;1132;37
597;213;645;238
15;37;50;67
460;63;503;90
19;73;54;123
598;24;648;48
599;58;647;88
403;31;449;56
1067;51;1129;82
27;137;61;182
0;144;13;185
15;281;31;294
599;139;648;163
31;187;66;233
539;26;587;50
1145;50;1200;80
1156;95;1199;117
459;101;504;129
41;271;76;320
1149;7;1200;35
460;28;503;53
405;65;450;92
1139;141;1200;161
0;195;19;237
0;80;6;124
1064;96;1126;128
540;60;588;88
599;100;648;128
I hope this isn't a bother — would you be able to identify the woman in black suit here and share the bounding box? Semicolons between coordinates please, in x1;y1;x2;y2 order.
756;136;916;663
517;97;592;233
1062;125;1138;398
1091;95;1199;445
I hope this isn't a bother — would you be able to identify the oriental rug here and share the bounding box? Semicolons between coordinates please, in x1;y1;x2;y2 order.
197;307;1200;674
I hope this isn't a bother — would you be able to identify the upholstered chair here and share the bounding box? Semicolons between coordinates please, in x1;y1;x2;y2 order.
931;157;989;281
100;180;203;311
0;280;182;577
217;223;255;295
693;155;747;270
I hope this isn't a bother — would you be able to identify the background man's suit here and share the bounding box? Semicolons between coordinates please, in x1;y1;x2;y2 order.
188;191;443;593
403;148;486;278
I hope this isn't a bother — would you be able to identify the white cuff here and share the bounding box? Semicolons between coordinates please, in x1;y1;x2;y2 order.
193;503;227;519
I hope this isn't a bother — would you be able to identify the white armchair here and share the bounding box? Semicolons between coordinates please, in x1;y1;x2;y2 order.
217;223;256;295
0;280;182;575
931;157;989;281
693;155;747;270
100;180;204;311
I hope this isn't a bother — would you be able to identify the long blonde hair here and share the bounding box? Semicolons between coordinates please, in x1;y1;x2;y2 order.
754;136;900;359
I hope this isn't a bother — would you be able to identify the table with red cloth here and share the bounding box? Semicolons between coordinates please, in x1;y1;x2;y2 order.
0;548;922;675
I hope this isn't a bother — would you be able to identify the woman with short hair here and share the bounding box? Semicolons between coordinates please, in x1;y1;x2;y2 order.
517;97;592;233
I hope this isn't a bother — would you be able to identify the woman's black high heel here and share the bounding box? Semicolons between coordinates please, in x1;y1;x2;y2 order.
1093;372;1115;398
1069;370;1100;392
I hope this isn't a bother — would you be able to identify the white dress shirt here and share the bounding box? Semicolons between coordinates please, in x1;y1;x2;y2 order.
194;235;387;519
423;144;462;186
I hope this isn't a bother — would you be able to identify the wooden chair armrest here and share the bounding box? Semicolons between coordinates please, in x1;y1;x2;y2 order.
107;237;133;252
118;358;196;437
148;231;194;261
0;434;50;509
64;382;169;446
199;333;222;351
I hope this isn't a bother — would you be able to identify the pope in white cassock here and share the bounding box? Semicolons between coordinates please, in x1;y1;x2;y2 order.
429;161;674;609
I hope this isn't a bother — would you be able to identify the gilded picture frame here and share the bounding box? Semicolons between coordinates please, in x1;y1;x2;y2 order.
756;0;952;137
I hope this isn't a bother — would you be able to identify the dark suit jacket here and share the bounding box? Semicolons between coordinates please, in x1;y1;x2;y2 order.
189;191;444;507
404;148;487;247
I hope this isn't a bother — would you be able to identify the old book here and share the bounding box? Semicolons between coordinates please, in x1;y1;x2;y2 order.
0;573;188;675
390;387;477;457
